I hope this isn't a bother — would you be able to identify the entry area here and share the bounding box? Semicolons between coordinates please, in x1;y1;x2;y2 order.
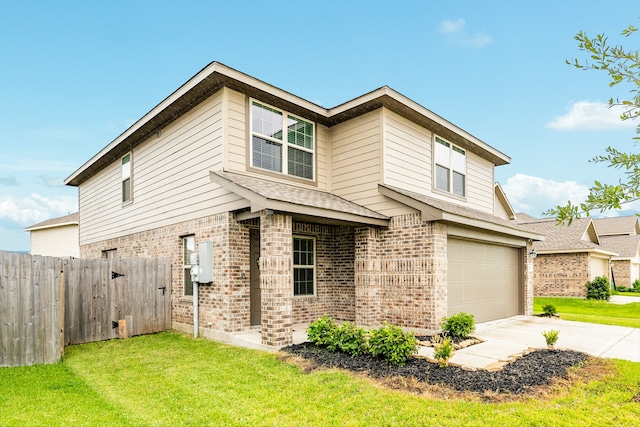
447;238;522;323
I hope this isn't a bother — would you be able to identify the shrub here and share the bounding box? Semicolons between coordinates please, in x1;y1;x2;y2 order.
307;315;337;347
585;276;611;301
542;329;559;349
368;322;418;366
542;303;557;316
632;279;640;290
616;286;628;292
441;312;476;339
431;335;454;368
327;322;368;357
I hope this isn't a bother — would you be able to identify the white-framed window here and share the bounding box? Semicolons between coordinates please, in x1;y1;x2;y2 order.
293;236;315;296
250;100;315;180
434;136;466;197
121;153;132;203
183;235;195;296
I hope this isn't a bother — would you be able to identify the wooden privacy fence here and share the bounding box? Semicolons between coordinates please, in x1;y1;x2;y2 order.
0;251;63;368
0;251;171;368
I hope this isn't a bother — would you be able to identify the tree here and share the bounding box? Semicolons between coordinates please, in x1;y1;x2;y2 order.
546;24;640;223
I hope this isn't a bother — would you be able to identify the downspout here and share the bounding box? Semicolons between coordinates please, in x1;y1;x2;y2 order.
194;281;199;338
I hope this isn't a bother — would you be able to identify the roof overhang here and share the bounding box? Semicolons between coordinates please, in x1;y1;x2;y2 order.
24;221;79;232
66;62;510;187
378;185;543;241
535;248;618;257
210;171;389;227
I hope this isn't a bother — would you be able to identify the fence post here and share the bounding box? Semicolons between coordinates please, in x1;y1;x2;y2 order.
59;267;65;357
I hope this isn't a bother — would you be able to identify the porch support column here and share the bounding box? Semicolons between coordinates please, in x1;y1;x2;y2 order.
523;239;535;316
259;210;293;347
354;226;382;327
426;222;448;328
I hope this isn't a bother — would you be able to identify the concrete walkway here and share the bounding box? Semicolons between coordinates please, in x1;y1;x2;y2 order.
420;315;640;369
610;295;640;304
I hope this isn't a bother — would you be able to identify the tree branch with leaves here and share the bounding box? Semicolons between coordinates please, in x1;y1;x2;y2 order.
546;24;640;224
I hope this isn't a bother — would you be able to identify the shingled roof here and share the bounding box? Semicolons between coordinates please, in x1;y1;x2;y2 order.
24;212;79;231
599;234;640;259
594;216;640;236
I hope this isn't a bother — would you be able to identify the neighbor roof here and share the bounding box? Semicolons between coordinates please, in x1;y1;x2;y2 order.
599;234;640;259
65;62;511;187
24;212;79;232
517;217;616;255
594;216;640;236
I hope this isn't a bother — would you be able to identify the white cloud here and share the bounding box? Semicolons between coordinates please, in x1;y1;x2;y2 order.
0;193;77;226
502;173;589;217
546;101;637;131
37;175;66;187
439;19;492;48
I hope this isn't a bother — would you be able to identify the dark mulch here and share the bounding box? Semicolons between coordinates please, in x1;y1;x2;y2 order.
282;342;589;395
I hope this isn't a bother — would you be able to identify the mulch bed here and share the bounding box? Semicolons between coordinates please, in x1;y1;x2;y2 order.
281;342;589;395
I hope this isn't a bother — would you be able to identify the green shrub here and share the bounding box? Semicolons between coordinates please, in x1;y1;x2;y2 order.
307;315;337;347
327;322;368;357
441;312;476;339
542;303;557;316
616;286;628;292
368;322;418;366
632;279;640;290
431;335;454;368
586;276;611;301
542;329;559;349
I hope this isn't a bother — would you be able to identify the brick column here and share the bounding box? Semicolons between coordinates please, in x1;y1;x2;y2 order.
259;211;293;347
523;240;534;315
354;226;382;327
426;222;448;328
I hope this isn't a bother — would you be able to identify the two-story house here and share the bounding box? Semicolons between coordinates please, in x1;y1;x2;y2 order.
65;62;542;347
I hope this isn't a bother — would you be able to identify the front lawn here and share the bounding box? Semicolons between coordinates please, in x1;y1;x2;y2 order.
1;331;639;426
534;297;640;328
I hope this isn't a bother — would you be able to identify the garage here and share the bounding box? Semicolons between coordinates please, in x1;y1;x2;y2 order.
447;238;522;323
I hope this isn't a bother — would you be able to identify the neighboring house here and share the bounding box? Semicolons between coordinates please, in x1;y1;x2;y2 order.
517;214;616;297
594;216;640;287
64;62;542;347
25;212;80;258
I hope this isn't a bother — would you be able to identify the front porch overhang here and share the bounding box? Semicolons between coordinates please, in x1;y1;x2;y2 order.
210;171;390;227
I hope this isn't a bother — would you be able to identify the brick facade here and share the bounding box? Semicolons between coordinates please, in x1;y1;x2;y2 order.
612;260;631;287
533;253;590;297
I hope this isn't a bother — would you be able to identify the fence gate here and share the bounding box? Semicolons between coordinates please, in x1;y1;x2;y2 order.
63;257;171;346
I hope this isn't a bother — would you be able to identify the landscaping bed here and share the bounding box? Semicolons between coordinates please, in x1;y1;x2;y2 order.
282;342;589;395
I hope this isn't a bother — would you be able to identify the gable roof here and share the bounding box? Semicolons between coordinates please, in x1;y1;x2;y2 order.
210;171;389;227
378;185;543;241
65;61;510;187
599;234;640;259
24;212;79;232
517;216;616;255
494;182;516;220
594;216;640;236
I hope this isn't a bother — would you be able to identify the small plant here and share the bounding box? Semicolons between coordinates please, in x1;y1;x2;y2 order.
368;322;418;366
542;303;557;316
633;279;640;290
327;322;368;357
585;276;611;301
307;315;337;347
542;329;559;349
616;286;628;293
441;312;476;339
431;335;454;367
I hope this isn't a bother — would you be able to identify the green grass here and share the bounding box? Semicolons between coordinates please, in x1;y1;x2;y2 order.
534;297;640;328
2;331;640;426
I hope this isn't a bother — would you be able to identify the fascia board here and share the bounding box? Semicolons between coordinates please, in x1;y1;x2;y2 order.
378;185;443;222
266;200;389;227
24;222;79;232
209;171;268;212
440;211;545;241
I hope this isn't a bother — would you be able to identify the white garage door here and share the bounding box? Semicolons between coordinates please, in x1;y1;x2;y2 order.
447;238;521;323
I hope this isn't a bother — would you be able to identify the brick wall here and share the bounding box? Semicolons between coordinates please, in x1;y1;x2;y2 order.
533;252;590;297
612;259;631;287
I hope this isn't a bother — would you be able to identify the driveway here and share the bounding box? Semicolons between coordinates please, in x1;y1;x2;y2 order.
430;315;640;369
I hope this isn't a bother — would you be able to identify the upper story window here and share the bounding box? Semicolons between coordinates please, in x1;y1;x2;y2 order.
434;136;466;197
121;153;132;203
251;100;314;180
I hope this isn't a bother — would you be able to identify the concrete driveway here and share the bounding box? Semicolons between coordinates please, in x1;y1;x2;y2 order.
432;315;640;369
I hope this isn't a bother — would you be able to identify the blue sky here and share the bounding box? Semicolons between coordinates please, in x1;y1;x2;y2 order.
1;1;638;251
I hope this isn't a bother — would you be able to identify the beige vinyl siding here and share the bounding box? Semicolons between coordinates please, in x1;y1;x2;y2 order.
224;88;330;191
331;109;409;215
30;225;79;257
79;90;246;246
382;108;495;214
494;193;511;219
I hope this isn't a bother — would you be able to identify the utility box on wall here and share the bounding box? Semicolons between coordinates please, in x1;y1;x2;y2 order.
197;241;214;283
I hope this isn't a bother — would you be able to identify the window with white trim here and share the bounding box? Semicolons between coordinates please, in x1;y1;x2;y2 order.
293;236;315;296
251;100;314;180
183;235;195;296
434;136;466;197
121;153;132;203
